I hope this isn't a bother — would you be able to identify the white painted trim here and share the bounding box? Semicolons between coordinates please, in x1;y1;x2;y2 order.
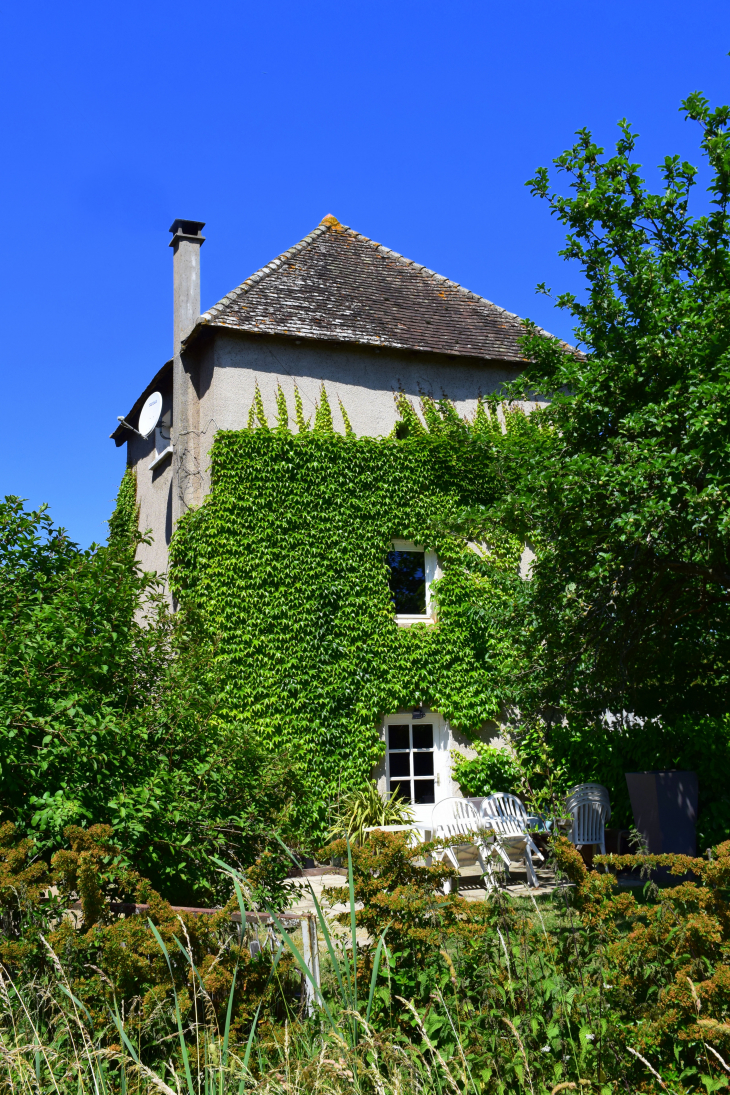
390;542;441;625
396;614;434;628
382;711;449;826
148;445;173;471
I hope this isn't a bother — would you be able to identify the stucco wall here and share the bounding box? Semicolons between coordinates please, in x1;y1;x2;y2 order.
127;331;520;582
194;331;520;499
126;384;174;587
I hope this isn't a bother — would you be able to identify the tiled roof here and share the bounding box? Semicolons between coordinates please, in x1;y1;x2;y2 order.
191;215;565;361
110;358;172;445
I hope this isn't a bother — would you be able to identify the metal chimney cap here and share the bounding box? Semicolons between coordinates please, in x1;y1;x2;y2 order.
169;219;206;241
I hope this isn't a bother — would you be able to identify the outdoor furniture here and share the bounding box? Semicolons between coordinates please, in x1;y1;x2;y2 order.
565;784;611;863
568;782;611;807
430;797;497;893
479;792;545;888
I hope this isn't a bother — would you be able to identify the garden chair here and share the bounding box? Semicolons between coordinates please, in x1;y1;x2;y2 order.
430;797;498;893
565;784;611;864
479;792;545;888
567;782;611;808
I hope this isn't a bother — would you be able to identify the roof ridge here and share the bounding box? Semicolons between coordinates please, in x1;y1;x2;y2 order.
197;214;573;351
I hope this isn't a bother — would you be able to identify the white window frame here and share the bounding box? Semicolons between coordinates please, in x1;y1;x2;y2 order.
390;539;441;627
381;709;450;826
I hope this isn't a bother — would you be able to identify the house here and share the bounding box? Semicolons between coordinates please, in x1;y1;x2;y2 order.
111;214;542;826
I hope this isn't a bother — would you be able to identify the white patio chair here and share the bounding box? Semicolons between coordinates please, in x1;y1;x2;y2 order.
565;784;611;864
430;797;498;893
479;792;545;888
567;783;611;809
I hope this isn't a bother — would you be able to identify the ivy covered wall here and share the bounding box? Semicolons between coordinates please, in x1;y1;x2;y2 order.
168;392;517;836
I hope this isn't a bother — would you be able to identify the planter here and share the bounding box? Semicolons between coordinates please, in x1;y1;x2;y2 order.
625;770;698;856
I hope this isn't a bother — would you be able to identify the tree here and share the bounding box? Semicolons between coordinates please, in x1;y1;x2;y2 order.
0;492;299;904
484;93;730;723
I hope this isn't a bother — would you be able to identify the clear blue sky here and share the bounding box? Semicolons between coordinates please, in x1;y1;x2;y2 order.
1;0;729;546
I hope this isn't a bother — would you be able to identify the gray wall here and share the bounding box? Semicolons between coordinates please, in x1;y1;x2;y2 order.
128;331;520;584
195;331;519;499
127;385;174;585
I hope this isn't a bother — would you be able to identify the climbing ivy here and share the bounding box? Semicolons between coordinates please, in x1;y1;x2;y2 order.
108;467;138;545
169;391;525;840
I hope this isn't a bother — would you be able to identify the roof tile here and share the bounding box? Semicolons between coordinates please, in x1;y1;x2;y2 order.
194;216;566;361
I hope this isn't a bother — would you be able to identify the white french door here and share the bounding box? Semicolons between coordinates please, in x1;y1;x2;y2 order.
383;711;450;826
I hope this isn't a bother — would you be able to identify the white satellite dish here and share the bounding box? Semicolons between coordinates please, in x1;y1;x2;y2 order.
138;392;163;438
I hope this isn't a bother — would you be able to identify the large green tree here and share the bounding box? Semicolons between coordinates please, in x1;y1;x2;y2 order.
487;93;730;722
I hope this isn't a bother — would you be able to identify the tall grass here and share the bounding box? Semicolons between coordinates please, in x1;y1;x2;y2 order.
1;835;728;1094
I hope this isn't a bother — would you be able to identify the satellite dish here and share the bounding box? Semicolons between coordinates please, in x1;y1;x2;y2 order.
138;392;163;438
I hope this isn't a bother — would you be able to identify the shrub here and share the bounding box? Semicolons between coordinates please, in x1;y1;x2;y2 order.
327;780;414;845
452;741;523;798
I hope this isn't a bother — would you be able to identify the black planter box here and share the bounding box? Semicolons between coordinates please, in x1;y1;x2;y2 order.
625;770;698;856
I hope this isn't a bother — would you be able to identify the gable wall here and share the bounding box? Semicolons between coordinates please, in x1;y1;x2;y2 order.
195;330;520;499
128;330;520;587
126;376;174;582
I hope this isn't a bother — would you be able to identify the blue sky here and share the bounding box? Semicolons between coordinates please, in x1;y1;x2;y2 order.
1;0;729;546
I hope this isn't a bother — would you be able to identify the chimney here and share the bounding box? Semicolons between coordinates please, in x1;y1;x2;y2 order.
169;219;205;352
169;219;205;524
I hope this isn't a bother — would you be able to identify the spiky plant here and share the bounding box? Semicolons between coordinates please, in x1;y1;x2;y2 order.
328;781;415;846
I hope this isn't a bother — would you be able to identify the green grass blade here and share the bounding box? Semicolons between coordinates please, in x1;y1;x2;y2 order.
299;877;350;1008
239;941;284;1088
264;907;338;1032
366;934;389;1024
217;854;352;1013
148;919;196;1095
221;960;238;1075
347;837;358;1042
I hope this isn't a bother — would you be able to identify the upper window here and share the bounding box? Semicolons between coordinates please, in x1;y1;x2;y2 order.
388;540;439;624
387;548;426;614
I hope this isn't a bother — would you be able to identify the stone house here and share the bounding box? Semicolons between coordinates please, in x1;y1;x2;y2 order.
111;214;540;824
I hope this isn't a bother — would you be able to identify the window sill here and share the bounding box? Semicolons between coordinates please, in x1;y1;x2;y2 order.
148;446;173;471
396;614;435;628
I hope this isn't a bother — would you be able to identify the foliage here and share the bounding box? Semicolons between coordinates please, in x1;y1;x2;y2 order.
539;712;730;849
327;780;414;845
314;829;730;1092
484;94;730;722
554;833;730;1069
107;466;138;543
0;492;301;904
168;391;525;843
0;820;298;1033
4;820;730;1092
452;741;523;798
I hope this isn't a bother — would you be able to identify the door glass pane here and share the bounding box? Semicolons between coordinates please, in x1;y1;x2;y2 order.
413;752;433;777
387;550;426;614
390;779;411;803
388;724;410;750
412;724;433;750
389;753;410;778
413;780;435;803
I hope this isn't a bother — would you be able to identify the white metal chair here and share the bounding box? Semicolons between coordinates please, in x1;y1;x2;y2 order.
565;784;611;862
430;797;497;893
479;792;545;888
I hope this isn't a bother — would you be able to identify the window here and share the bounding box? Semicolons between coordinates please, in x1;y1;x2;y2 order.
387;549;426;614
386;721;435;804
388;540;440;624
